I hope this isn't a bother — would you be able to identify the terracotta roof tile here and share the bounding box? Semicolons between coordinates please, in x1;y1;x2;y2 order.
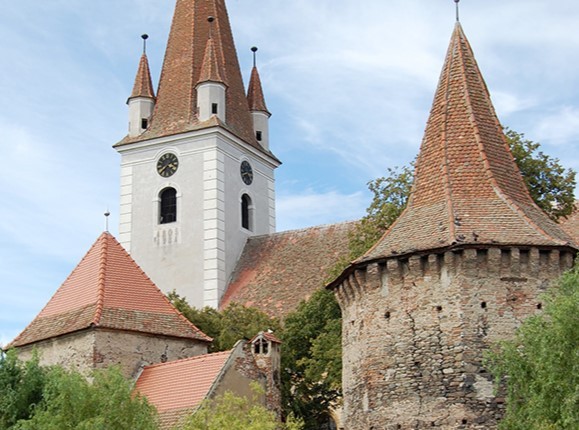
247;66;269;114
135;350;232;427
359;23;576;264
250;331;282;344
198;37;224;84
117;0;266;154
129;53;155;100
560;202;579;244
222;222;355;318
10;233;211;347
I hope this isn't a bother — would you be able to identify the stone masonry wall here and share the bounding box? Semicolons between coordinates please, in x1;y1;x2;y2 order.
17;328;208;379
335;247;574;429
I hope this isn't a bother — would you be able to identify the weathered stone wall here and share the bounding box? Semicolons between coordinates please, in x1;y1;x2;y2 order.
93;329;208;378
16;329;97;374
17;328;208;379
335;247;574;429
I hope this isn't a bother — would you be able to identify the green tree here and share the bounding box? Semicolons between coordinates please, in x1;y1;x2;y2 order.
0;350;47;429
281;289;342;428
181;383;303;430
168;292;281;352
14;366;158;430
486;268;579;429
507;129;576;220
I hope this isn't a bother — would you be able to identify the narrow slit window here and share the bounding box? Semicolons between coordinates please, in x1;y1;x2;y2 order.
159;187;177;224
141;118;148;129
256;131;262;141
211;103;218;114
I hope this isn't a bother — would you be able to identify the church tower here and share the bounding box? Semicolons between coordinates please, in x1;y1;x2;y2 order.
115;0;280;309
329;22;576;429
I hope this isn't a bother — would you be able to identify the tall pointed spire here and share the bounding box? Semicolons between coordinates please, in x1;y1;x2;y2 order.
247;47;270;114
125;0;258;148
129;36;155;100
360;23;575;262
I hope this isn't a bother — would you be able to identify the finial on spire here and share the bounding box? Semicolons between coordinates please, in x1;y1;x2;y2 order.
208;16;215;39
104;209;110;232
251;46;258;68
141;34;149;54
454;0;460;22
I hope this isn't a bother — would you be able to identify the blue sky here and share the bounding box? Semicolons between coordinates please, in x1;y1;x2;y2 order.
1;0;579;347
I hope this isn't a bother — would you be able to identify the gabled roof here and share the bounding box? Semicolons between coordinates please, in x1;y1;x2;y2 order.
221;222;355;318
358;23;575;264
117;0;263;152
10;232;211;348
250;331;282;345
135;349;233;429
247;66;270;115
129;53;155;100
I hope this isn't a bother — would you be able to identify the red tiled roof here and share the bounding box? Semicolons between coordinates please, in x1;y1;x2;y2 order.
129;53;155;100
117;0;265;153
135;350;232;426
560;202;579;244
222;222;355;318
358;23;576;264
10;233;211;347
198;36;224;84
247;66;269;114
250;331;282;344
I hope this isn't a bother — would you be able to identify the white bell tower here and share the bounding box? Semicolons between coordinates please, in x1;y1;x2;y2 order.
114;0;280;309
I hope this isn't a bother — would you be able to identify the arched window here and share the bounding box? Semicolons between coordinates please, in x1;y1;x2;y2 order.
159;187;177;224
241;194;253;231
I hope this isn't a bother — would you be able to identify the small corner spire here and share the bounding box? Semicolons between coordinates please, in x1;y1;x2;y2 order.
141;34;149;54
251;46;258;68
454;0;460;22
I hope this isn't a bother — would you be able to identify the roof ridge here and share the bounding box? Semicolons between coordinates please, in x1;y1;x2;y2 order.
143;349;232;370
92;233;108;325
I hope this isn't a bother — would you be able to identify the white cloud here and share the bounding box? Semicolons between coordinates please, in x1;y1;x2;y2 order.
534;106;579;146
276;189;367;231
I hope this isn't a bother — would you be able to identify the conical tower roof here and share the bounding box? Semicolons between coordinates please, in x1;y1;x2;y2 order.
129;53;155;100
360;23;575;263
10;233;211;348
118;0;260;150
247;65;269;114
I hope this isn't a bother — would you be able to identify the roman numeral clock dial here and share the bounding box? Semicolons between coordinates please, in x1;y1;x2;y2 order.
157;153;179;178
240;160;253;185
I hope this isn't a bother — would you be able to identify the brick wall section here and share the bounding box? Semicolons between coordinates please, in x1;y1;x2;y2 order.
335;246;574;429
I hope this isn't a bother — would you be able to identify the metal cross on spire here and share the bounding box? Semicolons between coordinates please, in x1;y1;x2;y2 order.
454;0;461;22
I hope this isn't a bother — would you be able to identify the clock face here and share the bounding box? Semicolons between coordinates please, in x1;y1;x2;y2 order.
240;160;253;185
157;153;179;178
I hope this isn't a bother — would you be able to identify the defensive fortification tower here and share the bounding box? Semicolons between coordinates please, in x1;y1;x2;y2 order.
329;22;577;429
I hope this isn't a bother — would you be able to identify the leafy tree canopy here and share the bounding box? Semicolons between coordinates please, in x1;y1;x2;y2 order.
486;268;579;429
0;350;46;429
280;289;342;429
168;292;281;352
181;383;303;430
0;354;157;430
